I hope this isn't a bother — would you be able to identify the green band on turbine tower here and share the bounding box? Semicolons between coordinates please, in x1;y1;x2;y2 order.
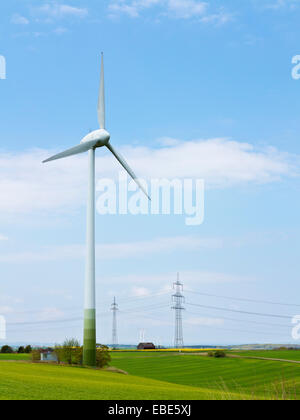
83;309;96;366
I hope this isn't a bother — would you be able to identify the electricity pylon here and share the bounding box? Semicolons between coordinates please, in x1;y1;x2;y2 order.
172;273;185;348
111;297;118;349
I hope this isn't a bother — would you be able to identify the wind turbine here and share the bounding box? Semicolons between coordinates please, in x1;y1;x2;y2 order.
43;54;149;366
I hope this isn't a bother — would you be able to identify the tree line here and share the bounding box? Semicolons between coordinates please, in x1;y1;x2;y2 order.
1;345;32;354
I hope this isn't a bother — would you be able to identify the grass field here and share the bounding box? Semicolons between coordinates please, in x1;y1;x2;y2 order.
0;354;31;361
0;361;231;400
1;350;300;399
110;351;300;399
231;350;300;362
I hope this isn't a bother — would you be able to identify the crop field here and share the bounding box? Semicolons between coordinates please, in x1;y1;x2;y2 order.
0;361;229;400
231;350;300;362
110;351;300;399
0;353;31;361
0;350;300;400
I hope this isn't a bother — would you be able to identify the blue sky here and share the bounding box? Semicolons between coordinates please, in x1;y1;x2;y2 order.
0;0;300;346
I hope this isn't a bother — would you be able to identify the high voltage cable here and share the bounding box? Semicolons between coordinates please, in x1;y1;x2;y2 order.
7;317;82;327
7;310;170;334
186;302;293;320
120;303;170;313
8;290;169;317
184;321;291;337
6;305;169;332
7;311;110;328
185;289;300;308
186;310;290;329
113;290;170;305
7;322;83;334
119;311;172;325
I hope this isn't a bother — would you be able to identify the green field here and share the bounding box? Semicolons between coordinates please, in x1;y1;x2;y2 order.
110;351;300;399
0;353;31;361
0;351;300;400
0;361;230;400
231;350;300;362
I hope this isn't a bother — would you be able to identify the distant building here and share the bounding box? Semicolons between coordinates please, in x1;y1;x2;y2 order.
40;350;58;362
137;342;156;350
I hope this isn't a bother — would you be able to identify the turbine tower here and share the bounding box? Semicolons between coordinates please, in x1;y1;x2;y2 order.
43;54;150;366
172;273;185;349
111;297;118;349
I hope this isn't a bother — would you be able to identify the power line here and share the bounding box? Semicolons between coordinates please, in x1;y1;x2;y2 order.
7;317;82;327
6;311;111;330
186;310;291;329
115;290;170;306
183;320;291;338
7;322;83;334
185;289;300;308
186;302;293;320
120;302;170;314
7;290;170;317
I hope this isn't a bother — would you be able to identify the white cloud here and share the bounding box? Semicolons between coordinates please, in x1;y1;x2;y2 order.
186;317;224;327
164;0;208;19
39;307;65;321
132;287;151;296
0;235;223;263
53;27;68;35
36;3;88;19
109;0;161;18
0;306;14;315
263;0;300;10
11;14;30;25
108;0;232;23
99;271;249;305
0;139;296;216
0;234;8;241
125;138;296;187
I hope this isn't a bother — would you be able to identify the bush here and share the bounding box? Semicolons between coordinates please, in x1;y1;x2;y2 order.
54;340;110;368
214;350;226;358
54;338;81;365
208;350;226;358
96;345;111;368
1;345;13;354
17;346;25;354
31;349;41;362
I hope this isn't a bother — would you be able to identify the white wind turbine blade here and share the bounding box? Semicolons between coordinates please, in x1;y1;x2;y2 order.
98;53;105;129
43;140;99;163
106;143;150;200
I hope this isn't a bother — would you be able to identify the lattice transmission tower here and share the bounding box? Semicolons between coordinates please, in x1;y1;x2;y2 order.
111;297;118;349
172;273;185;348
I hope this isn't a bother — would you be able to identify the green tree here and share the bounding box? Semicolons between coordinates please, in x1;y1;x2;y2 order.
31;349;41;362
96;345;111;368
54;338;81;365
24;345;32;354
17;346;25;354
53;339;110;368
1;345;13;354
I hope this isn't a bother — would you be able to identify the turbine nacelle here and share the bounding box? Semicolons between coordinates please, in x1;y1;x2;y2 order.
81;129;110;147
